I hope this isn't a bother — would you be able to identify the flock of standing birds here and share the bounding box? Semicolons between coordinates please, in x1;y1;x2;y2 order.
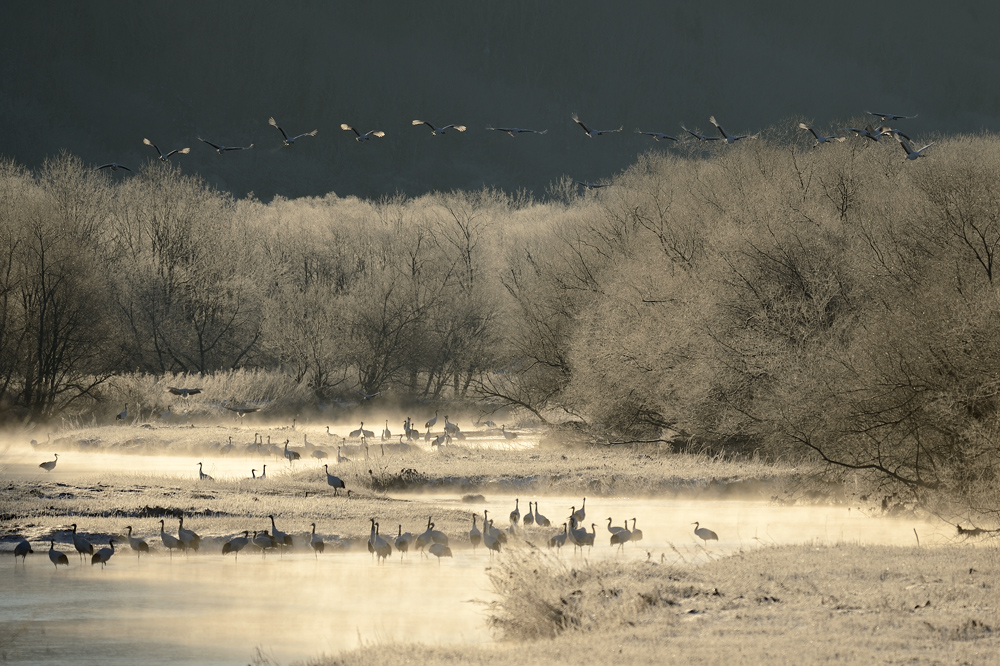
14;496;720;570
20;391;724;569
94;110;933;185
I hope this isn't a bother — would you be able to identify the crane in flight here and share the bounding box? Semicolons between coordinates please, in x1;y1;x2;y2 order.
198;138;253;154
411;120;467;135
268;117;318;145
486;126;548;137
572;114;623;137
143;138;190;161
340;124;386;141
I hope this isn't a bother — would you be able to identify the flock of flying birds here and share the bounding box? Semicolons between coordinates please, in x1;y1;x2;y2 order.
14;495;721;569
94;110;933;188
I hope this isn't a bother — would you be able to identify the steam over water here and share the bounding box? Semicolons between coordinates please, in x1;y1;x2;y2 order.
2;446;949;664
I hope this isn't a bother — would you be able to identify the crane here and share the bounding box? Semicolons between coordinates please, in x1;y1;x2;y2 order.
223;531;250;560
197;462;214;481
572;498;586;524
341;124;385;142
428;542;452;564
39;453;59;471
115;404;128;421
572;114;623;137
411;120;467;135
469;514;482;551
395;524;413;560
91;538;117;568
533;502;551;527
14;538;33;563
630;518;643;542
522;501;535;526
610;520;632;552
323;464;346;495
268;116;318;145
125;526;149;559
167;386;203;397
509;499;521;526
177;516;201;552
143;138;190;161
693;522;719;542
48;540;69;568
197;138;253;154
310;523;325;557
69;524;94;561
159;519;183;557
548;523;568;549
269;515;293;548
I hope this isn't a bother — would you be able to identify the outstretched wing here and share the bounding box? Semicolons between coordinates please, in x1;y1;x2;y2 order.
268;117;290;141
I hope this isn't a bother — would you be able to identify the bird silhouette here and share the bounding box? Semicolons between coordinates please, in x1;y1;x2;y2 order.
572;498;586;524
630;518;643;542
116;404;128;421
310;523;325;557
523;501;535;526
341;124;386;142
486;126;548;137
159;519;182;557
894;133;933;160
693;521;719;542
167;387;203;397
428;542;452;563
177;516;201;552
48;540;69;568
143;138;190;161
709;116;755;143
198;138;253;154
866;111;917;122
680;124;721;142
636;129;679;142
509;498;521;526
39;453;58;471
469;514;482;551
548;523;568;549
269;117;318;145
14;538;33;563
572;114;623;137
323;464;346;495
222;531;250;560
69;524;94;561
197;462;214;481
269;514;293;548
91;538;117;568
96;162;132;172
395;525;413;560
125;526;149;559
798;123;845;145
411;120;467;135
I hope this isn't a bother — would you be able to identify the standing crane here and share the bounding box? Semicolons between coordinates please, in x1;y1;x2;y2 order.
69;524;94;561
159;519;183;557
693;522;719;542
39;453;59;471
323;464;346;495
48;541;69;568
91;539;117;568
125;526;149;559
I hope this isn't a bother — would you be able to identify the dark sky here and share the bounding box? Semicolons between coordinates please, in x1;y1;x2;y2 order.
2;1;998;201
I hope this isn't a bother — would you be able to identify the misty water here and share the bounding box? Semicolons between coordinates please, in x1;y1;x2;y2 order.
2;448;952;665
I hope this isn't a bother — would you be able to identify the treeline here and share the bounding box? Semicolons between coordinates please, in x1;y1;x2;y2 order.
3;132;1000;515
